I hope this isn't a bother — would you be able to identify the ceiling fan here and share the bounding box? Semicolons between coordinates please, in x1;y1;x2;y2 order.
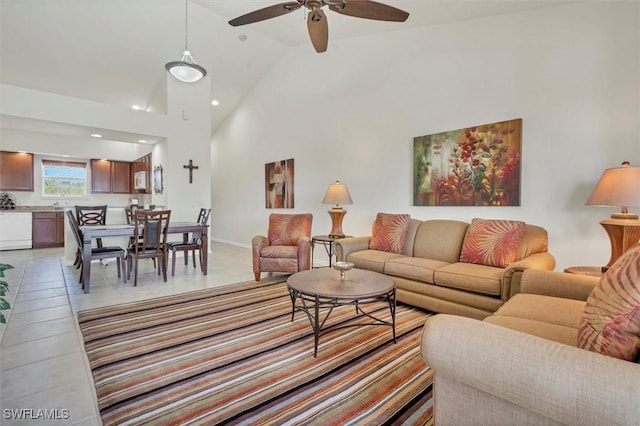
228;0;410;53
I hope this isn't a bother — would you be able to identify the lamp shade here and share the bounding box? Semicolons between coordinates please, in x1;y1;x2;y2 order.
165;50;207;83
586;162;640;219
322;181;353;207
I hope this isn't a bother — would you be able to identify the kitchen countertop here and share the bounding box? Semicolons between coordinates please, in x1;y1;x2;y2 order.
4;206;130;212
8;206;67;212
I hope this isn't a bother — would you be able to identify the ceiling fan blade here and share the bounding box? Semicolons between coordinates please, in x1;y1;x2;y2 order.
229;1;303;26
329;0;409;22
307;9;328;53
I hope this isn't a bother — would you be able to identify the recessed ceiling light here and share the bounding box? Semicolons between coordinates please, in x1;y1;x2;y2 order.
239;34;247;42
211;99;220;106
132;105;141;111
91;134;103;138
138;139;147;144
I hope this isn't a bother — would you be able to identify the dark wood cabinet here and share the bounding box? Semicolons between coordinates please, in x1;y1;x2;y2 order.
111;161;132;193
91;159;132;193
0;151;34;191
91;159;112;193
32;211;65;248
131;154;152;194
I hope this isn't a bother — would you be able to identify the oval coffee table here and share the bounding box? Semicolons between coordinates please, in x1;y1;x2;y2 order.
287;268;396;357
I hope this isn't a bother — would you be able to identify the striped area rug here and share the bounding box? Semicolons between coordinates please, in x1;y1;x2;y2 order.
78;277;433;425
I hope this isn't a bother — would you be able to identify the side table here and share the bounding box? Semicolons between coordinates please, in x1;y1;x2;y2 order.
311;235;350;268
563;266;604;278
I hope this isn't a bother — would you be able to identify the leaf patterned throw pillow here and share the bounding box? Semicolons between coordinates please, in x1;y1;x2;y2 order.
369;213;411;254
459;218;526;268
577;243;640;361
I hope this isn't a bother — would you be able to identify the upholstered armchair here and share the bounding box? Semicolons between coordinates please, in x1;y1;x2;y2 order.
252;213;313;281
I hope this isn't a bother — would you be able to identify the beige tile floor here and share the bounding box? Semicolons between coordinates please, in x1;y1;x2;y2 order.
0;242;290;425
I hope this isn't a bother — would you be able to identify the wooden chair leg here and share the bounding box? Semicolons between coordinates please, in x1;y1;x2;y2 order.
184;250;188;265
116;258;121;278
171;248;177;276
162;253;168;282
192;249;196;268
254;272;260;281
133;257;139;287
121;254;127;283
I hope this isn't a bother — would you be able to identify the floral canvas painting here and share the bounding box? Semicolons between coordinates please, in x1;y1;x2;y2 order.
414;119;522;206
265;158;294;208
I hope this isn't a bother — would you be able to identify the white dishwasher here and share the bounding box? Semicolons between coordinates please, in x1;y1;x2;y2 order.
0;212;33;250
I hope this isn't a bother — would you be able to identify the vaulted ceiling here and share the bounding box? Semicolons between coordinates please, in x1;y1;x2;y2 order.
0;0;562;143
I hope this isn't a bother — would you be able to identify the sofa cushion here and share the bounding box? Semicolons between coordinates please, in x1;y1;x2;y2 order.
434;262;503;297
485;293;586;346
413;220;469;263
460;218;526;268
346;250;405;274
492;293;585;329
484;316;580;347
384;256;450;284
578;243;640;362
369;213;411;254
516;224;549;260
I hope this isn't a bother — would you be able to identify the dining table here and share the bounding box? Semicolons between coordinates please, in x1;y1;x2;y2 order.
79;222;208;293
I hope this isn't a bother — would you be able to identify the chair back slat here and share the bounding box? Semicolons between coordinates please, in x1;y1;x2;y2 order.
133;210;171;254
191;208;211;242
125;206;140;225
75;205;107;226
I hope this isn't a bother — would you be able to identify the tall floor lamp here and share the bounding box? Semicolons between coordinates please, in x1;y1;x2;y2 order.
586;161;640;271
322;181;353;238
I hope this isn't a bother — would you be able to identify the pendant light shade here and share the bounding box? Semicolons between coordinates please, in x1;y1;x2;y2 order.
165;50;206;83
166;0;206;83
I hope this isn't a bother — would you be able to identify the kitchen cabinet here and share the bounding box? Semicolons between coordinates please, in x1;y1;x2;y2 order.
91;159;111;193
0;151;34;191
91;159;132;193
131;154;152;194
0;212;32;250
111;161;132;193
32;211;65;248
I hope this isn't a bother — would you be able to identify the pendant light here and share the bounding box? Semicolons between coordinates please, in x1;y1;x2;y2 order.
165;0;207;83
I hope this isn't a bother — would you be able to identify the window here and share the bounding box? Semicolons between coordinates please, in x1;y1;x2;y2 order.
42;160;87;197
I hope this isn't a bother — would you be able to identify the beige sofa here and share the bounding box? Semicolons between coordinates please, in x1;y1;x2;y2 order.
335;218;555;319
421;269;640;425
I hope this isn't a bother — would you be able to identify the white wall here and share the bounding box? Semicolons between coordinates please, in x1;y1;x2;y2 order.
0;77;211;222
211;2;640;271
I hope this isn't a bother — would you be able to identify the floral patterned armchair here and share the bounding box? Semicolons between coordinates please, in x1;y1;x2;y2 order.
252;213;313;281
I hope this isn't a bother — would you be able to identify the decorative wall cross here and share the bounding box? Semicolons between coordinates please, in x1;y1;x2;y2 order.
183;160;199;184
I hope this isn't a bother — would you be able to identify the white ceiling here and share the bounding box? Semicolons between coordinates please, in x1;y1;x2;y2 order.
0;0;564;145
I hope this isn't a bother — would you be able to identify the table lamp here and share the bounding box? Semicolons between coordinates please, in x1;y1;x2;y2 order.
322;181;353;238
585;161;640;271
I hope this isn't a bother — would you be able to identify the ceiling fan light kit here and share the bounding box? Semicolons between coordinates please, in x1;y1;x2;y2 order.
166;0;207;83
228;0;409;53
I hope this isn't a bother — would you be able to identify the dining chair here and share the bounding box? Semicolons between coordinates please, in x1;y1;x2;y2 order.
66;210;127;287
127;209;171;286
124;205;143;249
168;208;211;276
124;206;137;225
75;205;107;248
